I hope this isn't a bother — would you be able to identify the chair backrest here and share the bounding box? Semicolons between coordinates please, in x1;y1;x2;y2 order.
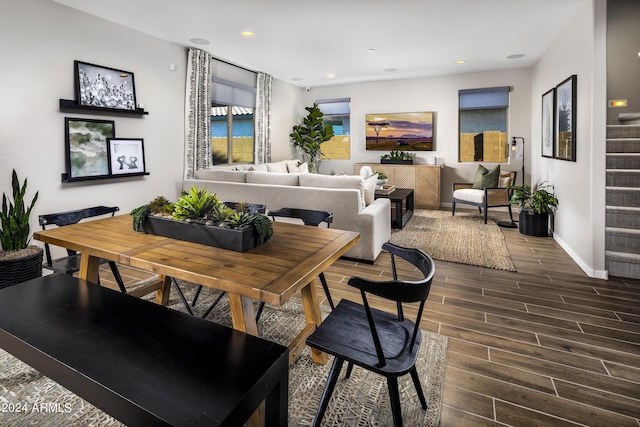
268;208;333;228
347;242;435;364
39;206;119;262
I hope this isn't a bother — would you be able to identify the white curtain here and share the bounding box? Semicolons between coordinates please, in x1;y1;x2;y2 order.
184;48;212;178
255;73;272;164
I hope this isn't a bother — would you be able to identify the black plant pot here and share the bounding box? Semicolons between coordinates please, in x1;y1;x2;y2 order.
519;212;549;237
380;159;413;165
0;247;43;289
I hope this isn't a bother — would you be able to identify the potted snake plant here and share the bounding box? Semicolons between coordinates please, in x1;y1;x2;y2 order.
0;169;43;288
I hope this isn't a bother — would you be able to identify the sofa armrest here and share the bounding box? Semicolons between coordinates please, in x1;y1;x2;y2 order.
352;198;392;262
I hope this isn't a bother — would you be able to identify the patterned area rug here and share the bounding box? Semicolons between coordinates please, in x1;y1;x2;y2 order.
391;209;516;271
0;282;447;426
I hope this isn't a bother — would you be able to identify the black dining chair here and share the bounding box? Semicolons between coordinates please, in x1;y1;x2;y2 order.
38;206;127;293
306;242;436;427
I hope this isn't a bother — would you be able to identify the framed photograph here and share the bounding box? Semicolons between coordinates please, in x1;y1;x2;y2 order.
65;117;115;181
365;111;434;151
75;60;137;111
555;75;577;161
541;88;555;158
108;138;146;176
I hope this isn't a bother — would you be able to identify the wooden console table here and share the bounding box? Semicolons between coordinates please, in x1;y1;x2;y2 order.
355;163;441;209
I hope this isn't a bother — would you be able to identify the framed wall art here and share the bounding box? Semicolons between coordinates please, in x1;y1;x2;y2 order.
108;138;146;176
555;75;577;161
541;88;555;158
75;61;137;111
64;117;115;181
365;111;434;151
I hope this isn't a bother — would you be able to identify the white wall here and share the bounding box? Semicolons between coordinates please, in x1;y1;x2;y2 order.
530;0;607;278
299;69;532;203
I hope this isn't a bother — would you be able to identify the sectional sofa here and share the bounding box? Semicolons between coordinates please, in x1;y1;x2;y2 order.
181;160;391;262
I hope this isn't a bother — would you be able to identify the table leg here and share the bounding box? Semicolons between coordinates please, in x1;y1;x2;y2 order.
79;253;101;284
155;275;172;306
228;293;259;337
301;282;328;364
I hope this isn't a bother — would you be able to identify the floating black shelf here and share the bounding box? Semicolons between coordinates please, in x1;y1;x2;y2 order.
59;99;148;117
61;172;150;183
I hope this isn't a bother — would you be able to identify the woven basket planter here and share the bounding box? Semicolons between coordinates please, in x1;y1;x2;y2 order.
519;212;549;237
0;246;43;289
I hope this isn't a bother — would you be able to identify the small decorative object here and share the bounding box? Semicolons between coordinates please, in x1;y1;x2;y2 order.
555;75;577;162
290;103;334;173
75;61;137;111
375;184;396;195
0;169;43;288
131;188;273;252
508;182;559;237
380;150;414;164
373;170;388;188
108;138;146;176
366;112;434;151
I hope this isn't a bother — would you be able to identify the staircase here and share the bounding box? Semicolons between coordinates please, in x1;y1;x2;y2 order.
606;124;640;279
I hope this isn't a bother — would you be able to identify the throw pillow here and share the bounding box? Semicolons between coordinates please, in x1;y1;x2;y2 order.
267;161;288;173
363;174;378;206
472;165;500;189
285;160;309;173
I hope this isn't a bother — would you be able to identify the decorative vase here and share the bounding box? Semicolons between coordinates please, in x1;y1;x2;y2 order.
0;246;43;289
519;212;549;237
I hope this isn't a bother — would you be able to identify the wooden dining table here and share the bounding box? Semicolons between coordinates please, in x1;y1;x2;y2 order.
33;214;359;364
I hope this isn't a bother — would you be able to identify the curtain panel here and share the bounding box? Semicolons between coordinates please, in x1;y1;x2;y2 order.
184;48;212;178
255;73;273;164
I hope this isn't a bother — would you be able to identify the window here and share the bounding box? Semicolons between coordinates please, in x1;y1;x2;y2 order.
458;87;510;163
317;98;350;160
210;60;257;165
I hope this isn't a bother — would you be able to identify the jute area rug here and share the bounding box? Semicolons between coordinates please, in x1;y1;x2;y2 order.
390;209;516;272
0;281;448;426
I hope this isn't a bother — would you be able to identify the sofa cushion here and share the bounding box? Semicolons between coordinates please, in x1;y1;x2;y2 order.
285;160;309;173
195;169;246;182
299;173;366;205
453;188;485;204
363;174;378;206
266;161;289;173
472;165;500;189
246;171;300;186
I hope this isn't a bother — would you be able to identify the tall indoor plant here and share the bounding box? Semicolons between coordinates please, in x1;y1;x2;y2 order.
0;169;43;288
289;103;334;173
509;182;558;237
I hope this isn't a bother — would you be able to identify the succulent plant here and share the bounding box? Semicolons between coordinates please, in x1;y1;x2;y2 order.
0;169;39;251
172;186;222;221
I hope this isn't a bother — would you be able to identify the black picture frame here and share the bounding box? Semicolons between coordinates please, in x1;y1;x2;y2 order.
108;138;146;176
554;75;577;161
64;117;115;181
541;88;555;159
75;61;137;111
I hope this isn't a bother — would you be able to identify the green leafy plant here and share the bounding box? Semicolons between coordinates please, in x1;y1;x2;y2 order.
509;182;558;215
0;169;38;251
172;186;224;221
290;103;334;173
131;204;151;232
381;150;413;161
373;170;388;180
225;212;273;244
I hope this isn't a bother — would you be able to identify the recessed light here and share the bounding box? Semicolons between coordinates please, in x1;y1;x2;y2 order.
383;68;397;72
455;60;466;65
190;38;210;45
507;54;525;59
241;30;255;37
326;73;336;79
366;48;376;53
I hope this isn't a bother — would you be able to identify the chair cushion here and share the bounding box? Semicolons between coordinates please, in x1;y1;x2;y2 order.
453;188;485;204
472;165;500;189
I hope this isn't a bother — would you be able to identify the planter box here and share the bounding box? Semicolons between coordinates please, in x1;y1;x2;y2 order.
519;212;549;237
380;159;413;165
140;215;259;252
0;247;43;289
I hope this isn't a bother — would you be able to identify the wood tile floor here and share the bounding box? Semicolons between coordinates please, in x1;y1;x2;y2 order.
103;210;640;427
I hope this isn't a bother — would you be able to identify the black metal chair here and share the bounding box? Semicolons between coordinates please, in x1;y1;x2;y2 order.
38;206;127;293
190;207;336;321
306;242;436;427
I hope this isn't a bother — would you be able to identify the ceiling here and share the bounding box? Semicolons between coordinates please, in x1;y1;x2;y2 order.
52;0;589;88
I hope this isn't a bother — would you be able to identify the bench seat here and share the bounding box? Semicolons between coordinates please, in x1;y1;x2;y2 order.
0;274;288;426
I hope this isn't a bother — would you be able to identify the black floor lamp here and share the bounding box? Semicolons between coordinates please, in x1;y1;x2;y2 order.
498;136;524;228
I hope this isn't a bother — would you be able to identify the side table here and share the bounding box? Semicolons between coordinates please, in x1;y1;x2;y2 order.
375;188;414;229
